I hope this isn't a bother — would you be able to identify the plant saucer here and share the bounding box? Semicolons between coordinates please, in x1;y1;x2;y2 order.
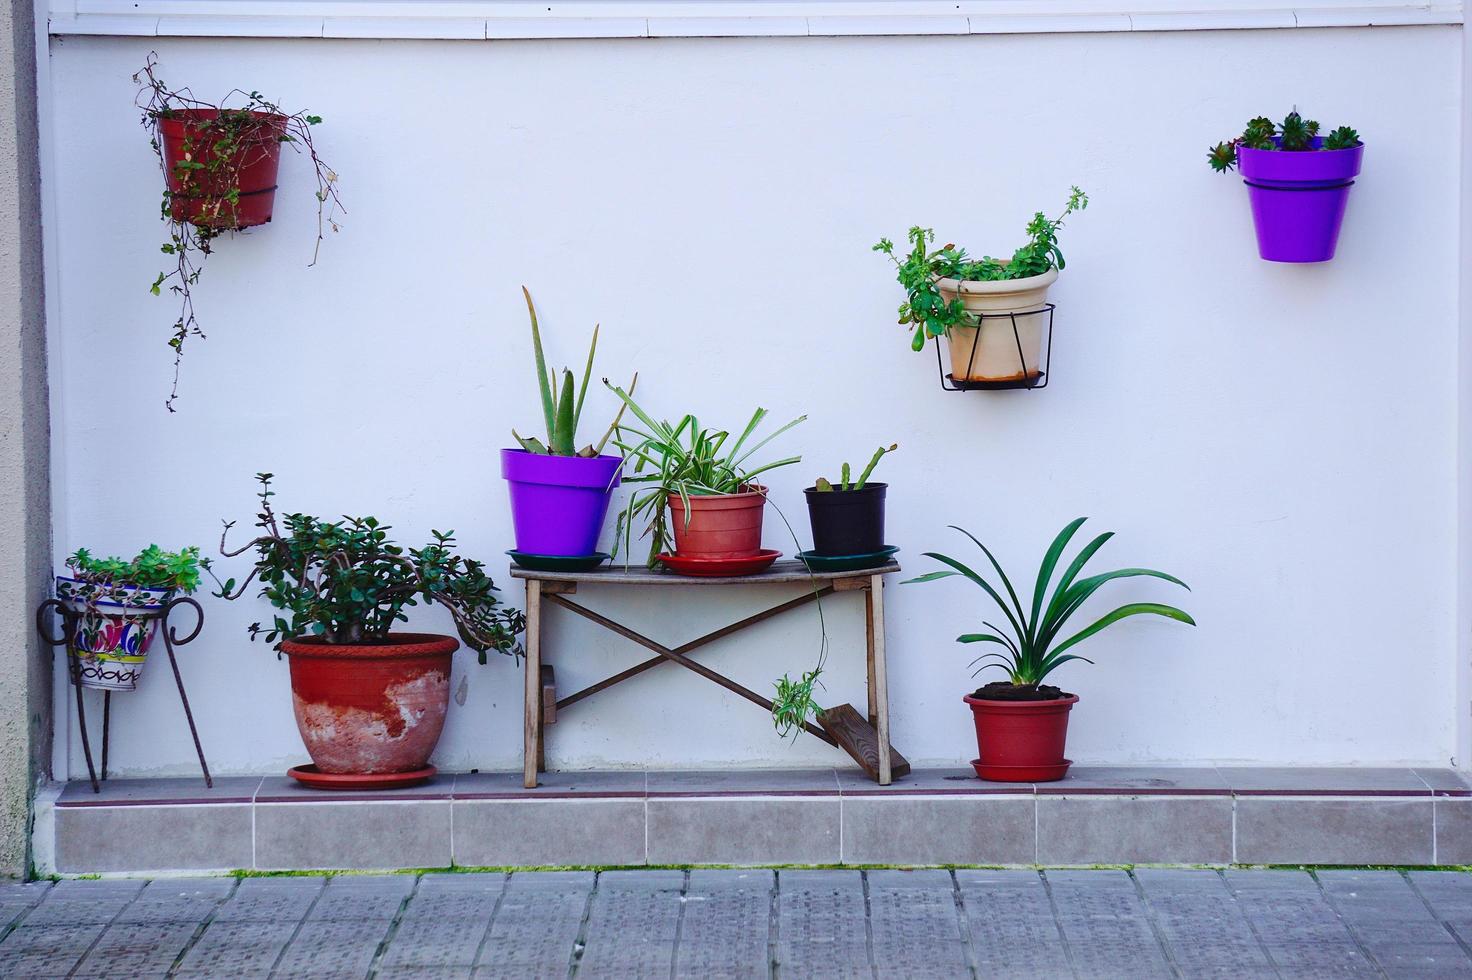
796;546;900;573
506;551;611;572
656;549;781;577
288;764;438;790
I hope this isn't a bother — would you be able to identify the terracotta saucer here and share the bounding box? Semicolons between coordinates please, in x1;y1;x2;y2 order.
656;549;781;577
287;764;437;790
970;758;1072;783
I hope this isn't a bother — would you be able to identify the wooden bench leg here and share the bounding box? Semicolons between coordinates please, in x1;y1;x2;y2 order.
523;580;542;788
870;574;892;785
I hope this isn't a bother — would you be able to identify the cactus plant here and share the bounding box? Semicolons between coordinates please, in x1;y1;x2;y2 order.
814;444;897;493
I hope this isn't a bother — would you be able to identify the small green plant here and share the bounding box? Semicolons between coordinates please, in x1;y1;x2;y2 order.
772;668;825;740
1208;110;1361;173
63;545;202;608
512;287;635;457
604;383;804;567
905;519;1194;690
135;54;342;412
204;474;524;662
814;444;897;493
874;187;1088;352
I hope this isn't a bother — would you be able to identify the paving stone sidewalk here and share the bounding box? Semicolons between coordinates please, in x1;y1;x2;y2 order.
2;868;1471;978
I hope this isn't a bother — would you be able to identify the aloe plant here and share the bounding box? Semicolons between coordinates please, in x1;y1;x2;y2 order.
512;287;633;457
905;519;1194;688
814;444;897;492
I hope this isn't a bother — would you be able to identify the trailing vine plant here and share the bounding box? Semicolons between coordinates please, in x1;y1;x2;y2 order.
1207;110;1360;173
134;54;342;411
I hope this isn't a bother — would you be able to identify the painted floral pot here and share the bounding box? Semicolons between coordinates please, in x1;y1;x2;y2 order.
54;576;172;692
280;633;457;775
1238;138;1364;262
933;267;1056;383
964;692;1080;782
159;109;287;229
501;449;622;557
668;486;768;559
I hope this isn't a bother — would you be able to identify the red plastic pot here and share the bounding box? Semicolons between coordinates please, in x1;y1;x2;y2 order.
668;485;768;558
280;633;457;775
159;109;287;229
964;692;1079;782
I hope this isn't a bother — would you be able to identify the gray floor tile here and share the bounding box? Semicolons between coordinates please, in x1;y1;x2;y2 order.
274;916;395;977
211;875;325;922
308;874;415;920
474;871;592;975
453;768;645;798
835;766;1018;795
1236;798;1434;865
867;869;970;977
676;871;772;980
1415;768;1472;797
775;870;869;979
1221;766;1431;795
1037;795;1232;864
1134;869;1275;977
56;775;261;806
255;800;452;870
0;922;111;978
21;878;144;926
1438;800;1472;864
116;877;236;923
1223;869;1379;977
1037;764;1231;795
842;795;1035;865
56;802;253;873
648;797;839;864
174;919;310;977
1044;869;1175;979
71;918;202;978
453;797;646;866
956;870;1071;978
577;870;684;977
647;768;840;796
0;881;52;930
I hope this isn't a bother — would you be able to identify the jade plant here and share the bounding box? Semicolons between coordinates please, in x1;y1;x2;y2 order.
135;54;342;412
874;187;1088;352
61;545;202;608
814;444;897;493
905;519;1194;695
512;286;635;457
604;383;805;566
204;474;524;662
1208;111;1361;173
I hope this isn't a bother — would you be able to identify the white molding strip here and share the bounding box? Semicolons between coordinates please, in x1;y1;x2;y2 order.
47;1;1465;41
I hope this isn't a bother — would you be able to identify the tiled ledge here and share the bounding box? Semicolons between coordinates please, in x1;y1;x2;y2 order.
47;0;1464;41
34;766;1472;874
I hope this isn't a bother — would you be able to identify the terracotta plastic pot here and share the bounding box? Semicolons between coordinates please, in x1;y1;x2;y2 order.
1238;138;1364;262
668;486;767;558
804;483;886;556
54;575;171;692
281;633;458;775
934;266;1056;383
501;449;622;557
964;692;1079;782
159;109;287;229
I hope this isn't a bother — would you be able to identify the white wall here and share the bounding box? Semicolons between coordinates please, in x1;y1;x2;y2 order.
43;26;1463;775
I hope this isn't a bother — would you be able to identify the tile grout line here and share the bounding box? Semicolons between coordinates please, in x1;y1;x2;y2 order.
859;870;878;980
469;873;513;972
1127;869;1183;978
165;876;241;979
1308;870;1390;980
566;870;599;978
667;868;690;980
364;873;421;979
264;874;329;978
1037;870;1081;980
63;878;147;978
0;879;52;947
948;870;981;980
1402;869;1472;965
1214;869;1284;980
768;870;780;979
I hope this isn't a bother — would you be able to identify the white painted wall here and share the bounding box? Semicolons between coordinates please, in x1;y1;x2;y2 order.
43;25;1463;775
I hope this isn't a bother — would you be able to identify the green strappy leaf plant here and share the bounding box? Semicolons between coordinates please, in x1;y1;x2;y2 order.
603;382;805;568
904;519;1195;688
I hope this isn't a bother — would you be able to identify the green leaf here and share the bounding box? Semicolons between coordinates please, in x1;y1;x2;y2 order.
1050;602;1196;659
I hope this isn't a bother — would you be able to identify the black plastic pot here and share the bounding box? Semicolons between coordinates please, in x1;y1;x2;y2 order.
804;483;887;556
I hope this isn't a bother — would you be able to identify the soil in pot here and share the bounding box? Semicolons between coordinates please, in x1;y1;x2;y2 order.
668;485;767;558
159;109;287;229
965;684;1079;782
282;632;456;776
805;483;886;556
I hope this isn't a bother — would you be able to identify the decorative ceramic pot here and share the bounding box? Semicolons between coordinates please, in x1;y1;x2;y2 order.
55;575;171;691
933;266;1056;383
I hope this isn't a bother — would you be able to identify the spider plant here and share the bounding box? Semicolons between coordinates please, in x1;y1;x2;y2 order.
603;381;805;567
905;519;1194;689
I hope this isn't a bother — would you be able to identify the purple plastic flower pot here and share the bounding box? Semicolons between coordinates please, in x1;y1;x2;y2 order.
1238;137;1364;263
500;449;622;557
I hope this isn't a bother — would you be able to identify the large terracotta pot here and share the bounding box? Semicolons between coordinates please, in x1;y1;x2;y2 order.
668;485;767;558
964;692;1079;782
934;266;1056;383
280;633;457;774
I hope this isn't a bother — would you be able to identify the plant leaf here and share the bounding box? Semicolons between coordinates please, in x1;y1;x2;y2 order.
1050;602;1195;659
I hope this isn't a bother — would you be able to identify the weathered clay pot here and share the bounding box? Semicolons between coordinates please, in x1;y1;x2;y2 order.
280;633;457;774
668;485;768;558
933;266;1056;383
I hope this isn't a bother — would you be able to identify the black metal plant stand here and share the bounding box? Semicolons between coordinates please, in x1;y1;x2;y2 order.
936;303;1056;391
36;596;212;793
